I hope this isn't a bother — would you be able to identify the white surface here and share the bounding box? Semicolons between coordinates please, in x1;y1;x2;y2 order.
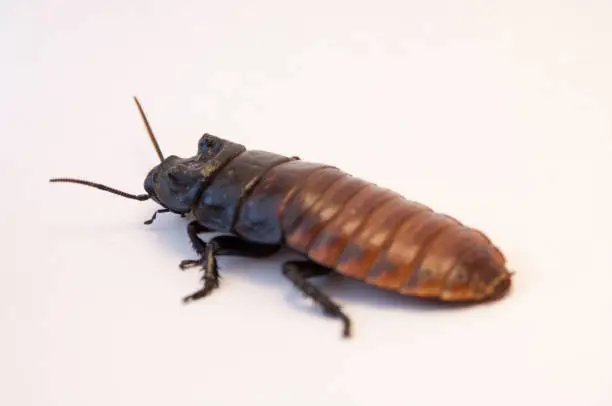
2;1;611;405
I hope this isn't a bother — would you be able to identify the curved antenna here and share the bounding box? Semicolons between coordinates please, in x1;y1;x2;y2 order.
49;178;150;201
133;96;164;162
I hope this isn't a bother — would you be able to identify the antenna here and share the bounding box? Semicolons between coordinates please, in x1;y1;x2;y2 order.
133;96;164;162
49;178;150;201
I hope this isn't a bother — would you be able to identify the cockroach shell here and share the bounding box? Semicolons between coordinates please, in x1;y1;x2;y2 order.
50;101;514;341
364;210;458;290
306;187;398;266
441;244;511;301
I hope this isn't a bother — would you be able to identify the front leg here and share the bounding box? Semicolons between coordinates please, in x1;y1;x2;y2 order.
179;221;213;269
182;234;281;303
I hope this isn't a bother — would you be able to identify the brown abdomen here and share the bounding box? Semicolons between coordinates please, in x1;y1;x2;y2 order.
242;163;511;302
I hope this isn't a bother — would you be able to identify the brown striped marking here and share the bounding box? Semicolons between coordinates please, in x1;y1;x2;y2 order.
285;174;370;252
332;196;423;279
307;185;398;267
260;164;511;302
364;211;462;291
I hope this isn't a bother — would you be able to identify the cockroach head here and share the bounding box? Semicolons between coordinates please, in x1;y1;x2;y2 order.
50;100;244;217
144;133;245;213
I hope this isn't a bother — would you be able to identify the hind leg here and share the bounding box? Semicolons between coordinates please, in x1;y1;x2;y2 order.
282;260;351;338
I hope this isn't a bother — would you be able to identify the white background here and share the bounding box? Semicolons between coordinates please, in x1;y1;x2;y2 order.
2;1;611;405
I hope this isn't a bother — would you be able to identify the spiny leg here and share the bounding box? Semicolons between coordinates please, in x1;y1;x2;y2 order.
179;221;213;269
182;235;280;303
182;243;219;303
282;260;351;338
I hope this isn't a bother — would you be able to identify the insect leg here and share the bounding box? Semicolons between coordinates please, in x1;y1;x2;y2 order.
143;208;170;225
179;221;214;269
182;235;280;303
282;260;351;338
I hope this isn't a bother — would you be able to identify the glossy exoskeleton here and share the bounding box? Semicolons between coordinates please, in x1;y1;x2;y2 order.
50;98;513;338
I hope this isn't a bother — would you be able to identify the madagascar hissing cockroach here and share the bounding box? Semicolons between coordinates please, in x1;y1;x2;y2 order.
49;97;513;338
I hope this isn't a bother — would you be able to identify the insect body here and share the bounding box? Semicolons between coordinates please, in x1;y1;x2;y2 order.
50;98;513;338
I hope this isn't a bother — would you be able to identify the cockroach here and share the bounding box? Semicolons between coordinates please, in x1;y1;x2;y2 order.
49;97;513;338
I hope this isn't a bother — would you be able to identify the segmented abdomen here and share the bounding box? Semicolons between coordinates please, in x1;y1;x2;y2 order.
237;162;511;301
